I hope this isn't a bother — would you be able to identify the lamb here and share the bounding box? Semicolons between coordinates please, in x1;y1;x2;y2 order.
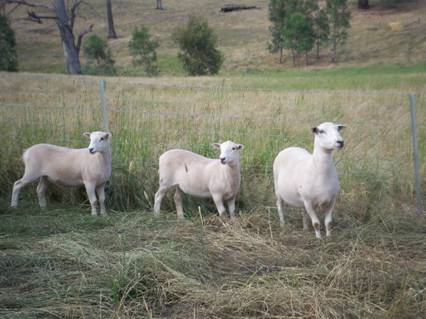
273;122;345;239
154;141;244;219
11;131;112;216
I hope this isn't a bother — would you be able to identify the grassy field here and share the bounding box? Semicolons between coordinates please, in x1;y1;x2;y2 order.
0;68;425;318
7;0;426;74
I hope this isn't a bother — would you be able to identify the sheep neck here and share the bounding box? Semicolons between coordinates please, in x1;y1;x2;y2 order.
223;160;241;181
98;146;112;177
312;143;334;172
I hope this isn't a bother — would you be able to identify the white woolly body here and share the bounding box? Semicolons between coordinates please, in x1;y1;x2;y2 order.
159;149;240;200
22;144;111;187
273;147;339;210
11;131;112;216
154;141;243;219
273;122;345;239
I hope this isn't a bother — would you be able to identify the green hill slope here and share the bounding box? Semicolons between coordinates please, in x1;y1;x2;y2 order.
6;0;426;74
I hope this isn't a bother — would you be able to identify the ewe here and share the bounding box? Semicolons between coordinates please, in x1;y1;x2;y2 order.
11;131;112;216
273;122;345;239
154;141;244;218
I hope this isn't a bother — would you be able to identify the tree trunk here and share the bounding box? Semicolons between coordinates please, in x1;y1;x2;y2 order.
316;41;320;60
358;0;369;10
279;46;283;64
331;38;337;63
156;0;164;10
305;51;308;66
106;0;117;39
55;0;81;74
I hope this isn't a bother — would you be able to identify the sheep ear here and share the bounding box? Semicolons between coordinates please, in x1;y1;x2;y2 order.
337;124;346;131
312;127;318;134
212;143;221;150
103;132;112;140
236;144;244;150
83;132;91;138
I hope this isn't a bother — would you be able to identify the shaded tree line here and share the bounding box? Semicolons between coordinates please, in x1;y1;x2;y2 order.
269;0;351;65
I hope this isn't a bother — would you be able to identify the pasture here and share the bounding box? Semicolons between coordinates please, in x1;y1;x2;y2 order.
0;69;425;318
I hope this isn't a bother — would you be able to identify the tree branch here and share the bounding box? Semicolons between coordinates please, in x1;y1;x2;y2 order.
76;23;93;52
5;0;54;12
27;10;57;23
70;0;82;29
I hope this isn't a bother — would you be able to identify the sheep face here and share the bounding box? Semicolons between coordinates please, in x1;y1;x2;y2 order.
312;122;345;151
212;141;244;165
83;131;112;154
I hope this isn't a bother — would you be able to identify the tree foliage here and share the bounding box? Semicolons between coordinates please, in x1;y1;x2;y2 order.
83;34;115;74
128;26;159;76
0;15;17;71
327;0;351;62
268;0;349;65
173;15;223;75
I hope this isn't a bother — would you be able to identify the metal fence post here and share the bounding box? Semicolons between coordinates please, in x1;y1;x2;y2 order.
99;80;109;131
408;93;423;215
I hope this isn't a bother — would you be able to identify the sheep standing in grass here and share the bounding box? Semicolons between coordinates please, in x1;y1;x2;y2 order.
154;141;244;219
11;131;112;216
273;122;345;239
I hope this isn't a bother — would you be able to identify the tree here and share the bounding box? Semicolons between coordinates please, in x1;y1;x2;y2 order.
83;34;115;74
268;0;317;64
0;15;17;71
268;0;298;63
327;0;351;63
4;0;93;74
173;15;223;76
313;8;329;60
106;0;117;39
283;12;315;65
128;26;159;76
155;0;163;10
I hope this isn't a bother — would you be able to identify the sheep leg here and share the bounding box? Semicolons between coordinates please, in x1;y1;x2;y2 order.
303;201;321;239
36;176;48;209
84;182;98;216
154;186;168;216
11;171;41;208
302;211;309;230
276;196;285;226
212;194;226;217
227;196;236;219
174;188;184;219
325;199;336;237
96;184;107;216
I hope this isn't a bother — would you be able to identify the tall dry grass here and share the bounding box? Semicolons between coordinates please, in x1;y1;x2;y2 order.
0;73;424;217
0;72;425;318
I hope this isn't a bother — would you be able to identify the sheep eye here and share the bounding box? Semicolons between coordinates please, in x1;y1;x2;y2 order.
318;129;325;134
100;137;104;141
232;147;236;150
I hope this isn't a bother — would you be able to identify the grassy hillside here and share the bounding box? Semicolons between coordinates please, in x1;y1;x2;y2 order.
7;0;426;74
0;70;425;317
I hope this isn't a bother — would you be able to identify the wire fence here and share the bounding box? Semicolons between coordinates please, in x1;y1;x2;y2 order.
0;78;424;215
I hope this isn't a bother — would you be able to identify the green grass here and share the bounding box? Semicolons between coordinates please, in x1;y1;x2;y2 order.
0;206;425;318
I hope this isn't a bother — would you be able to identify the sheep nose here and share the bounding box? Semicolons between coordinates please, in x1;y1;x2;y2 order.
337;140;344;148
89;148;95;154
220;157;226;164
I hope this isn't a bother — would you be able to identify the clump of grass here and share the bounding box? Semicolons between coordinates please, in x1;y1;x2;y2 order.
2;207;423;318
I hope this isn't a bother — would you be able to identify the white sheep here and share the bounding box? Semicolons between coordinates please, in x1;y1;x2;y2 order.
11;131;112;216
153;141;244;219
273;122;345;239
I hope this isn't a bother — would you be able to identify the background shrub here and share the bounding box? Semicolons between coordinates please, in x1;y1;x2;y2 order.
173;15;223;75
0;15;18;71
83;35;115;75
128;26;159;76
